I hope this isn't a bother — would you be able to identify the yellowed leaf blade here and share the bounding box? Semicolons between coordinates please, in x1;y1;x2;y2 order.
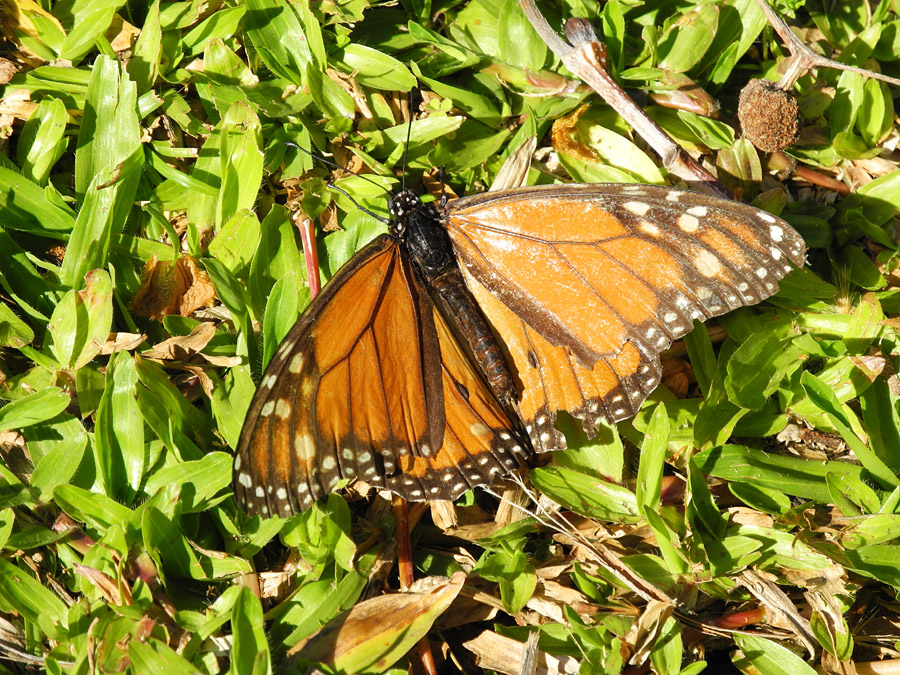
293;571;465;673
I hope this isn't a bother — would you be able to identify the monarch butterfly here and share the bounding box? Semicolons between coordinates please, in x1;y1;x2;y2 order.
233;182;806;518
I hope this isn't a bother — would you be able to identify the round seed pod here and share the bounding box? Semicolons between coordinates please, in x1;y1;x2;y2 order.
738;78;800;153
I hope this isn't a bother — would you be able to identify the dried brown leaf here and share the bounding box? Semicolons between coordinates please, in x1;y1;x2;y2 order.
98;332;147;355
131;255;216;320
106;14;140;52
490;136;537;191
291;572;466;672
463;630;579;675
738;569;818;658
74;564;132;606
141;322;217;361
550;104;595;163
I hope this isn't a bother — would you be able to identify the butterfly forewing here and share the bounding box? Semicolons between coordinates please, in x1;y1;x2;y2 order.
445;184;806;449
234;234;526;517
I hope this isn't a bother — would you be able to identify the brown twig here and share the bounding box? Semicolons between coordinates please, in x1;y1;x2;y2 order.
518;0;731;199
753;0;900;90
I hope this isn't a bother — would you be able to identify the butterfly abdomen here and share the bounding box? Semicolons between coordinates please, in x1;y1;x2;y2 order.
429;269;519;407
400;194;522;418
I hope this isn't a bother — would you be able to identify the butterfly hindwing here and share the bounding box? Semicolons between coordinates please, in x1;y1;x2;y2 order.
233;234;524;517
446;184;806;449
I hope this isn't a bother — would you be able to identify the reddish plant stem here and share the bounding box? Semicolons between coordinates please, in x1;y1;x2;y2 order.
293;212;321;299
393;496;440;675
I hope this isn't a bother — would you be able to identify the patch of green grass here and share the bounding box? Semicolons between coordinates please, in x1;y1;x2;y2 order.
1;0;899;673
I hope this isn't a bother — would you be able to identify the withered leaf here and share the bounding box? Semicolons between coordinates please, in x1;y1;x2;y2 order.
131;255;216;320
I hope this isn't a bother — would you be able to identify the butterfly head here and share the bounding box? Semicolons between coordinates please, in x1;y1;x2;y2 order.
388;189;423;234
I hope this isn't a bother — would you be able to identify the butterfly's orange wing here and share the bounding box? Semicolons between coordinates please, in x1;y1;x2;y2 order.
445;184;806;451
233;235;524;517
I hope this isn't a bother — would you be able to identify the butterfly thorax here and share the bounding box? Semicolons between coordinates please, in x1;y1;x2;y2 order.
389;189;457;280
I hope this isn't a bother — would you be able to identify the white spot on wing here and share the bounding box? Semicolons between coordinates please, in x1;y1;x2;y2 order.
625;201;651;217
695;250;721;277
640;220;660;236
274;399;291;420
294;433;315;461
678;214;699;233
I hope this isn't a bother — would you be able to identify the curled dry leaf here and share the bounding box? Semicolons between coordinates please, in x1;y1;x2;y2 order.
490;135;537;191
131;255;216;320
0;0;65;66
0;57;17;86
727;507;776;529
98;333;147;355
649;71;720;117
550;104;596;164
328;68;373;120
738;569;818;658
73;564;132;606
525;594;566;624
463;629;579;675
628;598;674;665
141;322;217;362
290;571;466;673
105;13;140;52
429;500;458;530
423;168;459;203
661;357;692;398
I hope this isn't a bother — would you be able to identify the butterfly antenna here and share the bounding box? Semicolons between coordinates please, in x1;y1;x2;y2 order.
439;165;448;209
285;141;392;196
401;89;416;192
326;182;391;224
